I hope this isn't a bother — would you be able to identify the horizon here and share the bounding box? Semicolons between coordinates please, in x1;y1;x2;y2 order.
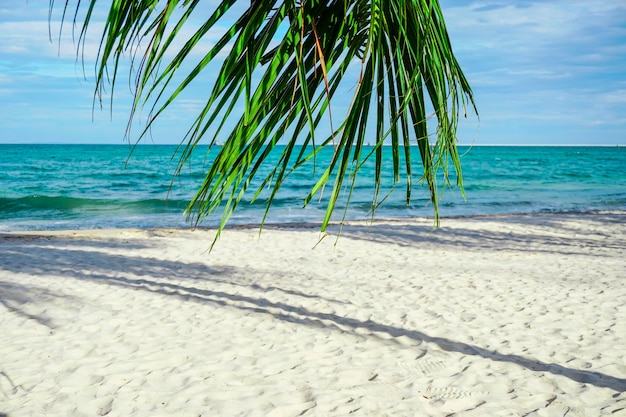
0;142;622;147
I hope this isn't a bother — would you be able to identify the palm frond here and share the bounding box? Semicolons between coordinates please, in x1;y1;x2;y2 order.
55;0;477;239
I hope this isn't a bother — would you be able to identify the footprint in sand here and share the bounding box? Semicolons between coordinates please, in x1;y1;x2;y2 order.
398;355;490;405
543;398;587;417
413;359;449;376
96;397;114;416
400;355;454;377
423;385;481;400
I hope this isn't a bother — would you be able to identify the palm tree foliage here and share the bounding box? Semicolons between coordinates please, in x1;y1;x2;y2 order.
53;0;476;235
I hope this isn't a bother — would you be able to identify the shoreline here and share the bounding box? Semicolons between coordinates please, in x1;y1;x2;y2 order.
2;209;624;236
1;211;624;416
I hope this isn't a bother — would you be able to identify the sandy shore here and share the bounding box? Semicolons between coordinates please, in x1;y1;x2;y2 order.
1;211;625;416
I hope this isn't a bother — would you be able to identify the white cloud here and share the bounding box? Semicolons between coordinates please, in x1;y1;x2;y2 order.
599;89;626;105
444;0;626;62
439;0;626;137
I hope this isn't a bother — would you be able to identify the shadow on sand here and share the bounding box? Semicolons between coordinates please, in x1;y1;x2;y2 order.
1;225;625;393
332;211;626;256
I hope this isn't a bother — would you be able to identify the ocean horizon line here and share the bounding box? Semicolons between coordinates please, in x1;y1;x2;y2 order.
0;142;624;147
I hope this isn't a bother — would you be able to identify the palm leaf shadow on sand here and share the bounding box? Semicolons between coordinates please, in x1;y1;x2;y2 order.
331;211;626;257
1;233;624;393
0;280;79;329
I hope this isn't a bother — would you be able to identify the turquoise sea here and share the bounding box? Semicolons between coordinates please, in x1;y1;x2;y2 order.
1;144;625;231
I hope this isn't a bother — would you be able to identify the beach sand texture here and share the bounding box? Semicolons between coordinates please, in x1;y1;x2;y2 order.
1;212;625;416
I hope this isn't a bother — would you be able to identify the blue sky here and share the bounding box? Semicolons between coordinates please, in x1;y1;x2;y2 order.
0;1;625;145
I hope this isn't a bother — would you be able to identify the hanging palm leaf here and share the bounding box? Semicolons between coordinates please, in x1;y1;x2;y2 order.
52;0;476;238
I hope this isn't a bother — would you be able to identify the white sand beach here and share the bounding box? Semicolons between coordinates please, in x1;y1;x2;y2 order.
1;211;625;416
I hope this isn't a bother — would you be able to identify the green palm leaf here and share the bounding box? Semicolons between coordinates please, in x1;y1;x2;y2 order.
54;0;476;239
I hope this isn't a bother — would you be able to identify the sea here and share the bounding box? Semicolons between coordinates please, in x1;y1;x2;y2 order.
1;144;625;231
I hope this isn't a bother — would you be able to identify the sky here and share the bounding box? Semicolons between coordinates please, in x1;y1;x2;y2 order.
0;0;625;145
